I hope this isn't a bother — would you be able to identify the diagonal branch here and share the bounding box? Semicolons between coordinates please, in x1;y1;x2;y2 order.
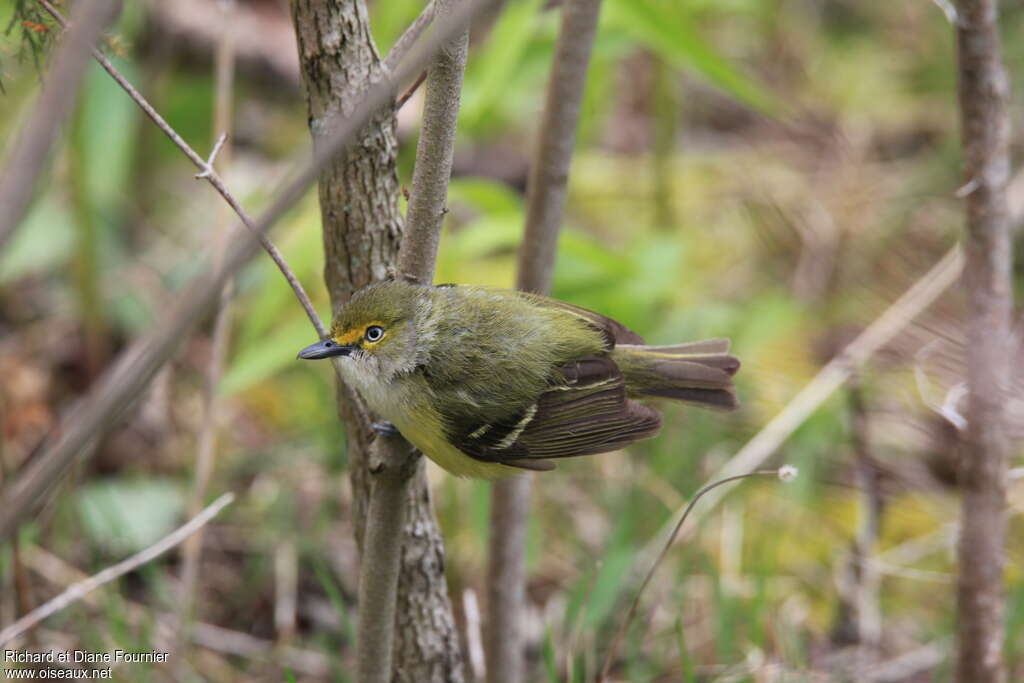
0;492;234;647
0;0;116;252
0;0;506;543
636;246;964;570
36;0;326;338
384;1;437;73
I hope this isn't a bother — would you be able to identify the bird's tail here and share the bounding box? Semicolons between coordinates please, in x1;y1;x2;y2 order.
613;339;740;410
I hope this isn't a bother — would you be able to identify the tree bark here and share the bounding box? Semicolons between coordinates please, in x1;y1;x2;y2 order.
291;2;463;680
486;2;603;682
953;1;1013;682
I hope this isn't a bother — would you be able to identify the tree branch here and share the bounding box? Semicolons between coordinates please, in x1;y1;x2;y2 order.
953;1;1013;680
384;1;437;74
487;2;603;680
36;0;326;339
0;0;116;252
0;0;505;543
397;0;470;283
514;0;603;296
358;0;469;680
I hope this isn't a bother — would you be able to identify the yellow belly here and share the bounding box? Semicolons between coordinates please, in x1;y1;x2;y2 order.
343;364;523;478
393;413;521;479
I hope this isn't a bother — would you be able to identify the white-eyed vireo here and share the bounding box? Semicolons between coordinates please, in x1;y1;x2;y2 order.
297;281;739;478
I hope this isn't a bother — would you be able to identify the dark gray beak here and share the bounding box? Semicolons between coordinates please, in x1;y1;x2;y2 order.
296;339;355;360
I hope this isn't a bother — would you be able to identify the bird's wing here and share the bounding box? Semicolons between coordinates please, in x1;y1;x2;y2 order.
440;355;661;471
511;292;647;347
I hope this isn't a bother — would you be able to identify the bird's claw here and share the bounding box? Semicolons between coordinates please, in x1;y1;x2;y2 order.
372;421;401;437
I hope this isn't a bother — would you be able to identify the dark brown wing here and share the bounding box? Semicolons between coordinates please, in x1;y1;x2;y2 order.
513;292;646;347
443;356;662;471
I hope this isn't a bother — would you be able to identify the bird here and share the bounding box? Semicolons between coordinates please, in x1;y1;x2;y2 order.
297;280;739;478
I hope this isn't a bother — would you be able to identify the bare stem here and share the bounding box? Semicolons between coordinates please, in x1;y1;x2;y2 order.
356;439;417;683
175;2;238;655
598;471;780;682
358;0;469;681
397;0;470;283
0;493;235;647
384;1;437;73
487;2;603;680
0;0;116;252
954;1;1013;681
515;0;603;296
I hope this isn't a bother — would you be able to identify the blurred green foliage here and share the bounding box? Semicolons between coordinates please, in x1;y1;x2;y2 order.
1;0;1023;680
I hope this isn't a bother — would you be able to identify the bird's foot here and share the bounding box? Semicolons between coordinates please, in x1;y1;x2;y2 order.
372;421;402;438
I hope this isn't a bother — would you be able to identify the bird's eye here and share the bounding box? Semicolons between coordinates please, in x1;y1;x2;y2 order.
365;325;384;342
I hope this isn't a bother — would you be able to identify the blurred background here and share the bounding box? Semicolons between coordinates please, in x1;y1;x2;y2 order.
1;0;1023;680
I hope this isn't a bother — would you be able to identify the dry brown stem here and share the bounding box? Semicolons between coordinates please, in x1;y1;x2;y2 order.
175;1;238;655
487;2;604;680
953;1;1014;680
0;493;234;647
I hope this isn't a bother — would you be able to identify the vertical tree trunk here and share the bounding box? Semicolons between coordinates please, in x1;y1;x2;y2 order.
291;3;463;680
953;1;1013;681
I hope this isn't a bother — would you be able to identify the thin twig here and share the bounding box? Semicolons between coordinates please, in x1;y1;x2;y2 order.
176;3;238;656
515;0;604;295
930;0;960;25
0;0;116;252
463;589;486;680
396;0;470;283
384;1;436;73
0;493;235;646
395;70;428;110
195;133;229;179
0;0;506;543
36;0;326;339
20;544;327;676
598;470;787;682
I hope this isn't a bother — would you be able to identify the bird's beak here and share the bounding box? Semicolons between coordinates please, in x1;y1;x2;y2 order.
296;339;355;360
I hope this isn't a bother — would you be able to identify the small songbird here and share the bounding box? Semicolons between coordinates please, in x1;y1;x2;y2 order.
297;281;739;478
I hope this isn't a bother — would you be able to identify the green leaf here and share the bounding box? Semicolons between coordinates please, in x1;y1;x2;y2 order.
223;314;317;395
460;0;547;131
447;177;524;218
604;0;780;115
77;479;184;555
0;195;75;283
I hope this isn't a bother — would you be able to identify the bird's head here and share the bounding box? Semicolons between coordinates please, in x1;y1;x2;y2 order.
296;281;426;380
